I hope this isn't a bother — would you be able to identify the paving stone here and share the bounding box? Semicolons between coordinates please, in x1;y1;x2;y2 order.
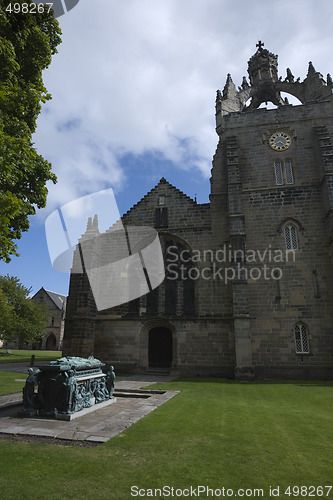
58;431;92;440
21;428;59;438
1;425;30;434
0;374;178;444
86;435;110;443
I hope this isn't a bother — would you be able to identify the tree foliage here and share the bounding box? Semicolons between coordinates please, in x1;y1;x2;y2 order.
0;1;62;261
0;274;47;344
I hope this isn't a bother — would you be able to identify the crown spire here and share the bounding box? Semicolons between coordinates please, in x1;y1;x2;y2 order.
215;41;333;124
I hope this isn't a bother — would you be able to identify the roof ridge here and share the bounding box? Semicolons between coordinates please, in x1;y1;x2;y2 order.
44;289;67;298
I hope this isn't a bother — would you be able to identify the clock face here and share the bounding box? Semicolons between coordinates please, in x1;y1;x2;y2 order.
269;132;292;151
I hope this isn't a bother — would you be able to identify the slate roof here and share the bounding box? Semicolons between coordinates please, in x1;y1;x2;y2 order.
33;288;67;309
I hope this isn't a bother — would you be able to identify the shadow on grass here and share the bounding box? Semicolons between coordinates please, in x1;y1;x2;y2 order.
151;376;333;388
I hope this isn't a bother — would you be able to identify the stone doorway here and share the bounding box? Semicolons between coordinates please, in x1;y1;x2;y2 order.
46;334;57;350
148;327;172;369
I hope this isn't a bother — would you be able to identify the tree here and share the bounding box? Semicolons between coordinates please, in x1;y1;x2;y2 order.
0;274;48;345
0;1;62;262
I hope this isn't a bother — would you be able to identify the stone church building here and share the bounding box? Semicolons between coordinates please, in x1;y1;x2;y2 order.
63;43;333;379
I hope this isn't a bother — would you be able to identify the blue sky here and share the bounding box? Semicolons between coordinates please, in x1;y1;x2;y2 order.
1;0;333;296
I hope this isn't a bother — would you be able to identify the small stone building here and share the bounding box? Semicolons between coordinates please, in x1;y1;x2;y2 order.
63;44;333;379
32;288;66;350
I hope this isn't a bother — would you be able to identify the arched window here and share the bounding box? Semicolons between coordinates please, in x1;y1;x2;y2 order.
274;160;294;185
294;323;310;354
284;224;298;250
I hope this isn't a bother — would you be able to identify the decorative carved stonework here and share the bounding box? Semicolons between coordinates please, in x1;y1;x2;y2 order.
248;46;279;86
215;42;333;121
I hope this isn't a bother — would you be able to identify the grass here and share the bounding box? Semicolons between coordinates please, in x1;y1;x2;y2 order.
0;349;62;364
0;378;332;499
0;370;26;396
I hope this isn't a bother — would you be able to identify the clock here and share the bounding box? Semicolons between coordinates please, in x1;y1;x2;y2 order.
269;132;292;151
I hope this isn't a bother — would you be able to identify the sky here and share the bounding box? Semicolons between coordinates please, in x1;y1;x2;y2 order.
1;0;333;297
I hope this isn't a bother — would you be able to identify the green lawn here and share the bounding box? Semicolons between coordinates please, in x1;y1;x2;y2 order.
0;370;26;396
0;378;332;500
0;349;62;364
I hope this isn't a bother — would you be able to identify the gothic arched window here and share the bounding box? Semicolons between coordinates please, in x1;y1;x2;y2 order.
284;224;298;250
294;323;310;354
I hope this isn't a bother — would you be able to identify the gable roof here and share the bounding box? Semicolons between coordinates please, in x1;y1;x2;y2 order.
33;288;67;309
45;290;67;309
122;177;200;217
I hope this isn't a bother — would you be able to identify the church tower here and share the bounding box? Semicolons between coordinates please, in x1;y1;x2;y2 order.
211;42;333;379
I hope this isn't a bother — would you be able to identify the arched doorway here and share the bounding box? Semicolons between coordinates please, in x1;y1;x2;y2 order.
46;334;57;350
148;327;172;369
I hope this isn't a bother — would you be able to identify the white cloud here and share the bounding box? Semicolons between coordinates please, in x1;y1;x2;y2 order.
3;0;333;297
33;0;333;215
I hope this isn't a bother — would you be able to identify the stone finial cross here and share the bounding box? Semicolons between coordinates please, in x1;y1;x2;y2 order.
256;40;264;50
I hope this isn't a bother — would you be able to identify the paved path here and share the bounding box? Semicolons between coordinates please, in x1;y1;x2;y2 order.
0;364;178;444
0;361;52;373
